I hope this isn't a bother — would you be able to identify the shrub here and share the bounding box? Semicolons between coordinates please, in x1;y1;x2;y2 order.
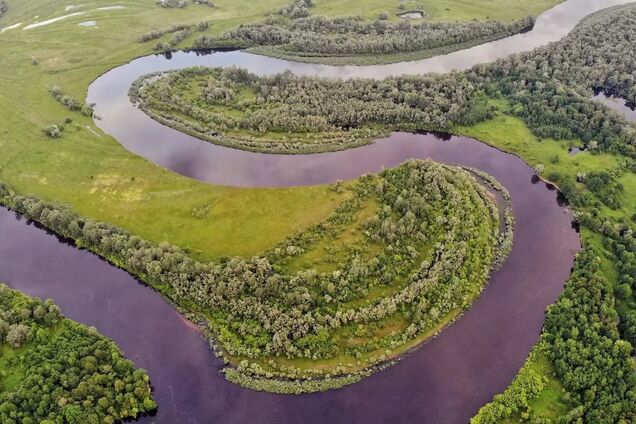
42;125;63;139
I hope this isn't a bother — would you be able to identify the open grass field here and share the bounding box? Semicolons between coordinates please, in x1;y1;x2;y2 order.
312;0;564;22
455;113;635;223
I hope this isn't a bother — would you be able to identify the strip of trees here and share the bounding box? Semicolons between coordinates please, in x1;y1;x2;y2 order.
0;284;156;423
138;21;209;52
131;67;494;153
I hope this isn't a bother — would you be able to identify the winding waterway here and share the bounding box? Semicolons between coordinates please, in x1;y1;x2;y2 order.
5;0;629;422
594;92;636;122
0;132;581;423
87;0;636;186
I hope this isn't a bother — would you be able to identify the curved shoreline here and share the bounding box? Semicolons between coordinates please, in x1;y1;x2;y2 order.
0;131;581;423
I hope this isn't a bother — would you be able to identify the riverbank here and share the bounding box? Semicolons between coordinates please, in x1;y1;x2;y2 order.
0;128;579;421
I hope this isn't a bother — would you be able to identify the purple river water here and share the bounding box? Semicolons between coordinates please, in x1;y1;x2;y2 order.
5;0;628;422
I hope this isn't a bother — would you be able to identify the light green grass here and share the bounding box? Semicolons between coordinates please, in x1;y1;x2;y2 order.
523;354;569;420
456;114;621;179
312;0;563;22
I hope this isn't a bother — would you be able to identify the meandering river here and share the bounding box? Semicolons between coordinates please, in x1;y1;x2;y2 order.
6;0;631;422
0;132;581;423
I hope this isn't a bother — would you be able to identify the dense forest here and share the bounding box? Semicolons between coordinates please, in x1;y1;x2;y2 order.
0;284;156;423
466;5;636;159
193;0;534;63
472;248;636;423
130;67;493;153
0;160;511;392
472;6;636;423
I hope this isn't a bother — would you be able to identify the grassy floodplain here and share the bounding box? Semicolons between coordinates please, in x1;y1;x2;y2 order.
312;0;564;22
0;0;350;260
0;159;512;393
0;284;155;422
0;0;562;259
1;0;635;420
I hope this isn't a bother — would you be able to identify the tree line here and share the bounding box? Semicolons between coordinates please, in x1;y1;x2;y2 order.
0;159;510;393
192;0;534;62
138;21;210;52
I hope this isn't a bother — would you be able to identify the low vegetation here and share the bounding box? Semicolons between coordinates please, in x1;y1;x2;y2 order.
469;6;636;422
49;85;94;117
0;284;156;423
0;160;511;392
139;21;210;52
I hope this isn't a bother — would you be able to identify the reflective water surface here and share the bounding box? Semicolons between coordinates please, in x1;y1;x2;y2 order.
0;133;581;423
593;92;636;122
5;0;623;422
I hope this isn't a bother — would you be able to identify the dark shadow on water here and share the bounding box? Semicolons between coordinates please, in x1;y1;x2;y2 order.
557;192;569;207
189;47;242;57
415;130;453;141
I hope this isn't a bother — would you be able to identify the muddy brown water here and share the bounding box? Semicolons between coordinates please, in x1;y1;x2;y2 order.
6;0;629;422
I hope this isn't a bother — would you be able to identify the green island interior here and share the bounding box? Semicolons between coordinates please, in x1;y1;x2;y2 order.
0;0;635;422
